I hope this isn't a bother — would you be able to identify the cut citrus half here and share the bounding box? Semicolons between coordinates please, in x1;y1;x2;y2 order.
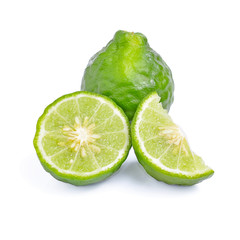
131;92;214;185
33;91;131;185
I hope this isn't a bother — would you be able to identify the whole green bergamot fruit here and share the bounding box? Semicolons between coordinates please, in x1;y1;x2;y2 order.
81;30;174;120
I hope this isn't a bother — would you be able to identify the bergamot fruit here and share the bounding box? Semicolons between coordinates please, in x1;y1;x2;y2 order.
131;92;214;185
81;30;174;120
33;91;131;185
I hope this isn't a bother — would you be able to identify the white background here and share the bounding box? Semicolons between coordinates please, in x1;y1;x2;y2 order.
1;0;240;239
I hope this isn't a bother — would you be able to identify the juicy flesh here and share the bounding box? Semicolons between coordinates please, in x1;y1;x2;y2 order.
137;94;210;175
40;96;128;174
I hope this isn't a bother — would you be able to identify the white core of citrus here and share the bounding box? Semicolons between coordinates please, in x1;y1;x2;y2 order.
62;116;101;157
158;125;188;154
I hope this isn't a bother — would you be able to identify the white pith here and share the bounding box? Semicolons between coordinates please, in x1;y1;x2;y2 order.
61;116;101;158
158;125;188;154
37;94;129;177
135;93;209;176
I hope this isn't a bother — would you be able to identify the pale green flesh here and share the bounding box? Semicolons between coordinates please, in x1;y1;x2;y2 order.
138;94;210;175
40;95;127;174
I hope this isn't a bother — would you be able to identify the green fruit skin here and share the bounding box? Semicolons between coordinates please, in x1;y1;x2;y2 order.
33;91;131;186
81;30;174;121
133;142;214;185
131;92;214;186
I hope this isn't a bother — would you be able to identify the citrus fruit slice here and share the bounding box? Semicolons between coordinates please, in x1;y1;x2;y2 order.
33;91;131;185
131;92;214;185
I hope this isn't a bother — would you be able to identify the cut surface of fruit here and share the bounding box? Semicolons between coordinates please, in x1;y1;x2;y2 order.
131;92;214;185
34;91;131;185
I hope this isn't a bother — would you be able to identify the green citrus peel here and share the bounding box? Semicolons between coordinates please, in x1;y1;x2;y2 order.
82;30;174;120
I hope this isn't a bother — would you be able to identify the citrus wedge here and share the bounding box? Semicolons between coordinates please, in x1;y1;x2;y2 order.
131;92;214;185
34;91;131;185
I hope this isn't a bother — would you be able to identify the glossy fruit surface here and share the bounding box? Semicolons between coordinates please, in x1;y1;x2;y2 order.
81;30;174;120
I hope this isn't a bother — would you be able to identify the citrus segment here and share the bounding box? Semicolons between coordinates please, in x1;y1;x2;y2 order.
131;92;214;185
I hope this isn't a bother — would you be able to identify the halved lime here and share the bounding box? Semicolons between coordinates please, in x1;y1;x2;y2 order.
131;92;214;185
33;91;131;185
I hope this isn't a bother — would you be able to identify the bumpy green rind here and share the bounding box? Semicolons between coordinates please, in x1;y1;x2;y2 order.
131;92;214;186
81;30;174;120
33;91;131;186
